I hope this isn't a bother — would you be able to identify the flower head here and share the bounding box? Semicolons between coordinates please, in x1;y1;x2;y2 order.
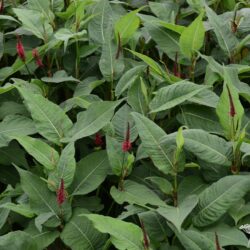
16;36;26;62
95;132;103;147
57;179;65;206
32;48;44;67
226;85;236;117
122;123;132;152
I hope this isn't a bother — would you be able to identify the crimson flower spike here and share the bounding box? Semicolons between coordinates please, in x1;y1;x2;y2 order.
0;0;4;13
16;36;26;62
95;132;103;147
57;179;66;206
32;48;44;68
226;85;236;118
122;122;132;152
140;219;150;250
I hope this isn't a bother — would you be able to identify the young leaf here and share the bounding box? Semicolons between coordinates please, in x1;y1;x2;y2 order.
83;214;144;250
115;8;141;45
179;13;205;59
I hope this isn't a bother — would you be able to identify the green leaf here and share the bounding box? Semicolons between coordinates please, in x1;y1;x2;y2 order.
115;65;146;97
115;8;141;45
88;0;113;44
193;175;250;227
229;199;250;225
0;115;37;147
127;49;168;79
48;143;76;189
17;87;73;145
70;150;110;196
41;70;80;83
205;5;238;56
216;67;244;139
179;13;205;58
157;195;198;232
13;8;53;40
149;81;207;113
0;203;35;218
0;197;10;230
61;208;107;250
131;112;174;174
63;100;122;143
162;129;232;166
15;136;59;170
174;229;216;250
99;38;125;81
202;224;249;247
25;222;60;250
110;180;166;207
0;231;37;250
83;214;144;250
145;176;173;195
16;168;61;219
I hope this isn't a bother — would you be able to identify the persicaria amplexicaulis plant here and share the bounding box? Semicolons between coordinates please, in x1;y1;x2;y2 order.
94;132;103;147
32;48;44;68
0;0;3;13
226;85;236;118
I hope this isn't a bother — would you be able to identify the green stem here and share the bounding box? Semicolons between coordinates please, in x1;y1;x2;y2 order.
24;63;32;81
102;238;112;250
75;39;80;78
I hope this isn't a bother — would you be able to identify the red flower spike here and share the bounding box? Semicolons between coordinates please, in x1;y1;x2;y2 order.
226;85;236;117
215;232;221;250
140;219;150;249
16;36;26;62
95;132;103;147
0;0;4;13
32;48;44;67
57;179;66;206
122;123;132;152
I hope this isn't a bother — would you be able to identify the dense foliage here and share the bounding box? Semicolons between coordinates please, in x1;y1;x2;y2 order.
0;0;250;249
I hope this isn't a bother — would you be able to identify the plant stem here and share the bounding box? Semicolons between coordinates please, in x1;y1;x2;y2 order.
75;39;80;78
102;238;112;250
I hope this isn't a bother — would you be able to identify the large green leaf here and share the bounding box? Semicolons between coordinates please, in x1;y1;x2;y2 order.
99;38;125;81
61;208;106;250
0;203;35;218
131;112;174;174
179;13;205;59
174;229;216;250
229;199;250;224
205;5;238;56
157;195;198;232
161;129;232;166
63;100;121;143
70;151;110;196
193;175;250;227
115;65;146;97
0;197;10;230
149;81;207;113
48;143;76;190
0;231;37;250
15;136;59;170
17;87;73;145
83;214;144;250
17;168;62;220
0;115;37;147
88;0;113;44
110;180;166;207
